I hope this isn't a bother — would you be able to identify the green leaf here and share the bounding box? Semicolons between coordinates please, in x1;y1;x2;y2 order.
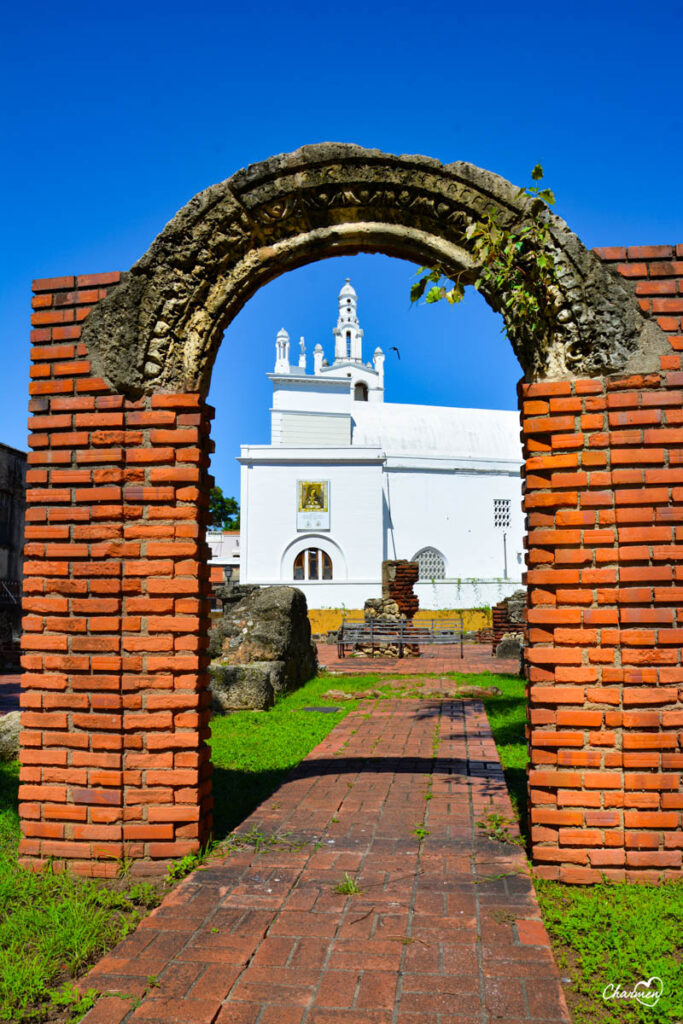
410;278;428;303
445;283;465;304
425;286;443;304
531;164;544;181
537;188;556;205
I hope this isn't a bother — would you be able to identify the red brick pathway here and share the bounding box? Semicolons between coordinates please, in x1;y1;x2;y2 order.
81;698;569;1024
317;641;520;677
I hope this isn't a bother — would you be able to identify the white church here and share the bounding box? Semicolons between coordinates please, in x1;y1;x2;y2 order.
214;280;525;611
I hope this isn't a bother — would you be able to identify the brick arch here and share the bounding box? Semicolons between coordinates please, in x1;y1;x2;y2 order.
22;145;683;882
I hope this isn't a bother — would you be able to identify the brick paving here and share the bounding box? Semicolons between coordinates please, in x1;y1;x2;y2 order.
316;641;520;677
80;697;569;1024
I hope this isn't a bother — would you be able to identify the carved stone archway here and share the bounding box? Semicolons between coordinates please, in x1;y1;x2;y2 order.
22;145;683;883
83;144;665;396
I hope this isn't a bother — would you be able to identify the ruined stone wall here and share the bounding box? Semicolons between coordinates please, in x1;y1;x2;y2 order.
381;560;419;620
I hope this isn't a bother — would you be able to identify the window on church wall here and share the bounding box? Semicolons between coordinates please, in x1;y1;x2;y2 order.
354;382;368;401
493;498;511;528
293;548;333;581
414;547;446;581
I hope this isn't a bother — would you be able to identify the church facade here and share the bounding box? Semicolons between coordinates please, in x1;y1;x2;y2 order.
235;281;525;610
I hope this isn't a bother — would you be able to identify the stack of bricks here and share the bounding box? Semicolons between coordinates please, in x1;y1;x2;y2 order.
524;245;683;883
381;560;419;620
20;275;214;875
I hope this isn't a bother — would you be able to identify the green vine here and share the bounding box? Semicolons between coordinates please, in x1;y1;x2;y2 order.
411;165;558;344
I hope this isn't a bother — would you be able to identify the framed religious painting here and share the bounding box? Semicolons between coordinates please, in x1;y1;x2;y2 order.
296;480;330;530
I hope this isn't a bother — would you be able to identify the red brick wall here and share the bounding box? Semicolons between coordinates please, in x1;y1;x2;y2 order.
21;276;214;875
525;245;683;883
19;245;683;880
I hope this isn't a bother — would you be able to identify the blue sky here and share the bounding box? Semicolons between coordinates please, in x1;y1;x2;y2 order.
2;0;682;498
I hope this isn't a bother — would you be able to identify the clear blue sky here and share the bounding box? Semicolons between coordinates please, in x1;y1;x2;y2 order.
2;0;682;498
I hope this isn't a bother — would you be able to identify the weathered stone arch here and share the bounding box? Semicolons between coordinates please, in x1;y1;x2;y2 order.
82;143;666;396
22;146;683;882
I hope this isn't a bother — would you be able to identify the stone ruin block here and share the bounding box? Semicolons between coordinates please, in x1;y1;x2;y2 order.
209;585;318;711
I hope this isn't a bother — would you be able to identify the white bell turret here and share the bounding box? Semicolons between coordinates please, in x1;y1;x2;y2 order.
274;327;290;374
333;279;364;364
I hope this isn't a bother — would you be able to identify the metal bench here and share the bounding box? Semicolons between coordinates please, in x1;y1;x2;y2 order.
336;617;465;659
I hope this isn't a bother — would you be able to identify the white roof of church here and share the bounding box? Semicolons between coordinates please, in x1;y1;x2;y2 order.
351;403;522;462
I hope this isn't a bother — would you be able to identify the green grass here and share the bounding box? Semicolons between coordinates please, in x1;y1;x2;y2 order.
0;759;160;1023
536;878;683;1023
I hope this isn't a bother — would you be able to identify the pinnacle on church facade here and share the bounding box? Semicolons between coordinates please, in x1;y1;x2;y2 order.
272;281;384;390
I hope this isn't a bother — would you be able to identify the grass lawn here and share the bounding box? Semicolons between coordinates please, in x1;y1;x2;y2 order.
0;759;163;1023
0;667;681;1023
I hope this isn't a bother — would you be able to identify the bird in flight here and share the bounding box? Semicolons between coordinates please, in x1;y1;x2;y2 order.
389;346;401;360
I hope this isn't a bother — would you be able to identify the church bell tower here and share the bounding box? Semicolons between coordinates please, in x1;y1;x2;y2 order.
333;279;364;364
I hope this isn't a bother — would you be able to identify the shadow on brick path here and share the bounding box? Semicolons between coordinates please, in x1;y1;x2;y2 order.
80;699;570;1024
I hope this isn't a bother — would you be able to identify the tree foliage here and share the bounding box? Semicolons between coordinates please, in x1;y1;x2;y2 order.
410;165;558;341
209;487;240;530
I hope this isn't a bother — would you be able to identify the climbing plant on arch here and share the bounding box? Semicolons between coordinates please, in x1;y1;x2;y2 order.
22;144;683;882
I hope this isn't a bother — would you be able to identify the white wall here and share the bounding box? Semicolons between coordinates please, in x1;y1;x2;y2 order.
240;450;385;590
384;465;525;582
271;377;349;414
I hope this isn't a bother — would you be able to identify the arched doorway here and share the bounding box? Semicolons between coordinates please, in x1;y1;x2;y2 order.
21;144;680;883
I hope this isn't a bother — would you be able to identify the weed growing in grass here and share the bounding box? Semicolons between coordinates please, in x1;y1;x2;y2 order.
476;812;523;847
332;873;363;895
164;843;217;883
48;982;99;1023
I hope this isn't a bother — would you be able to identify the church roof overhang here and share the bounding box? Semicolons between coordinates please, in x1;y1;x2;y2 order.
383;455;522;475
238;445;386;466
267;373;348;390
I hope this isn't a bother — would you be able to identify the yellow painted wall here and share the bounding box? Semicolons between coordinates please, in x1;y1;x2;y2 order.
309;606;492;635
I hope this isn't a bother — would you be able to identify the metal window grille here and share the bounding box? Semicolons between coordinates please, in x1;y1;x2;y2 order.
493;499;511;529
416;548;446;581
